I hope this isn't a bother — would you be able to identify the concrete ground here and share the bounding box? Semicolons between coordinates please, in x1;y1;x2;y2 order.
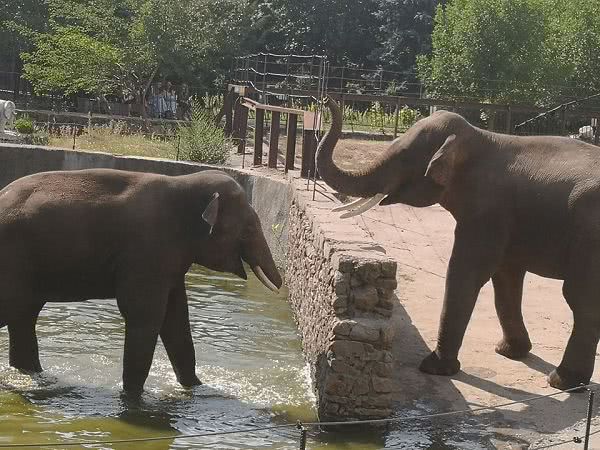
349;201;600;449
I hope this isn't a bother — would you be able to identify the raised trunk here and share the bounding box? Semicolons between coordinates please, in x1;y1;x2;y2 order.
315;98;391;197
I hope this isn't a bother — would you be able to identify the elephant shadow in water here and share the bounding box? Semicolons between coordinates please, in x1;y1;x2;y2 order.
387;293;595;448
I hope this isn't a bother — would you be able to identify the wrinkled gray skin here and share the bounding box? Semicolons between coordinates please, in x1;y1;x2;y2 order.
317;97;600;391
0;168;282;396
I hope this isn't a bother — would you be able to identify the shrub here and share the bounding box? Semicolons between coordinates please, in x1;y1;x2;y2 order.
14;116;34;134
178;100;230;165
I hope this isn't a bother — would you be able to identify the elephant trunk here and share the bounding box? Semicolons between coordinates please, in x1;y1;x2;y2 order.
242;225;283;292
316;97;390;197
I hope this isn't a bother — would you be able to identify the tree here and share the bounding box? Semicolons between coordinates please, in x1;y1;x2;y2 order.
545;0;600;98
418;0;551;103
22;27;122;96
253;0;380;66
370;0;439;78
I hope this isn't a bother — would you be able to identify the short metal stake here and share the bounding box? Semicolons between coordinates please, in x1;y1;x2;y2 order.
297;421;307;450
584;388;595;450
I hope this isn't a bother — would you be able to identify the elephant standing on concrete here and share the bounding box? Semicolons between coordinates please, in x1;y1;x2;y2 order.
0;168;282;395
317;97;600;390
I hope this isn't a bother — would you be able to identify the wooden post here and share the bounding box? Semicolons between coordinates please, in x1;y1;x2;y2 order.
394;100;400;138
269;111;281;168
237;106;248;154
254;108;264;166
301;111;320;178
505;106;512;135
285;113;298;172
232;96;242;142
224;90;234;136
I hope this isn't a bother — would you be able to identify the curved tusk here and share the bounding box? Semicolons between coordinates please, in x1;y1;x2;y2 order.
252;266;279;292
332;196;372;212
340;193;388;219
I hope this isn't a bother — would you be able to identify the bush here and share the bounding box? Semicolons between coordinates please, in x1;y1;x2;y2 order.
178;100;230;165
14;116;34;134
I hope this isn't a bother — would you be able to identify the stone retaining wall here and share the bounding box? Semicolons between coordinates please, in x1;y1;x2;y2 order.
0;143;398;421
286;176;398;420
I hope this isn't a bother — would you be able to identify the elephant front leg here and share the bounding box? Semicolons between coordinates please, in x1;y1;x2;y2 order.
8;303;44;373
117;282;170;397
160;284;201;388
419;220;508;376
492;265;532;359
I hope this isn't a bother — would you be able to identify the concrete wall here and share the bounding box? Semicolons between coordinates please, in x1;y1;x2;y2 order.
0;143;398;420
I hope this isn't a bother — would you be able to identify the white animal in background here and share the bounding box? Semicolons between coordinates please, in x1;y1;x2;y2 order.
0;100;16;134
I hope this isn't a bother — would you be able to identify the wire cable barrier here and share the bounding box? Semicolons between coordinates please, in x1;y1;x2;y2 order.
0;384;596;448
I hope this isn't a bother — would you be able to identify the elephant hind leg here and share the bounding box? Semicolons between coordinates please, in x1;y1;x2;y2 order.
8;302;44;373
492;264;531;360
551;232;600;390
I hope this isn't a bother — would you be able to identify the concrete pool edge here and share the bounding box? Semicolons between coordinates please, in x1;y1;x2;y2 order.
0;143;398;421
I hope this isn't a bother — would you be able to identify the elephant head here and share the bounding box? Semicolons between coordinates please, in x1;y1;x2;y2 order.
191;170;283;292
316;98;475;216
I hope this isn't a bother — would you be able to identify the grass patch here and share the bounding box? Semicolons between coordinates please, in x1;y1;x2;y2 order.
49;125;178;159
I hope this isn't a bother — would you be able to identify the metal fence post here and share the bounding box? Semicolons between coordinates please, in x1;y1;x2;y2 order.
584;388;595;450
297;422;307;450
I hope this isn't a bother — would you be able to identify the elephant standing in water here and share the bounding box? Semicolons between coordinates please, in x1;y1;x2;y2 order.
0;169;282;395
317;97;600;390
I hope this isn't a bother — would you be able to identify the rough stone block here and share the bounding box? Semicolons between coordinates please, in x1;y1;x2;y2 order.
380;323;396;347
329;340;366;358
381;260;397;278
332;319;354;336
333;254;355;273
324;374;352;396
372;376;394;393
352;286;379;311
353;376;371;395
330;359;360;376
349;322;380;343
376;277;398;291
373;362;394;378
356;260;381;283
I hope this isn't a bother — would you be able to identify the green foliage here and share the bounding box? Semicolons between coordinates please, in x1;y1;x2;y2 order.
419;0;600;104
22;27;122;95
14;116;34;134
418;0;549;103
178;100;230;165
372;0;438;77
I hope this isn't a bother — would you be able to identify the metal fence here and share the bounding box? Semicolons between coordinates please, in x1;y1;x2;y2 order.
231;53;600;140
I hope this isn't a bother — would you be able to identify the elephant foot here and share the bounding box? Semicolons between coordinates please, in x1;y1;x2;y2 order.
178;374;202;388
548;367;589;392
495;337;532;360
10;358;43;374
419;351;460;376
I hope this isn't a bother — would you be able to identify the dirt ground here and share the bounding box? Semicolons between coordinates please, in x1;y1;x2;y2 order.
325;139;600;449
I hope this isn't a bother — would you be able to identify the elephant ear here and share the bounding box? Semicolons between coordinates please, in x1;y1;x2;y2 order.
424;134;458;186
202;192;219;234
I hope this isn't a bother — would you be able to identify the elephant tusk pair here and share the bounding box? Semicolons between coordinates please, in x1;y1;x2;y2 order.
333;193;388;219
252;266;279;292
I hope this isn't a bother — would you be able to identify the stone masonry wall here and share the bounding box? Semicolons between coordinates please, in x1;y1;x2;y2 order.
286;178;398;421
